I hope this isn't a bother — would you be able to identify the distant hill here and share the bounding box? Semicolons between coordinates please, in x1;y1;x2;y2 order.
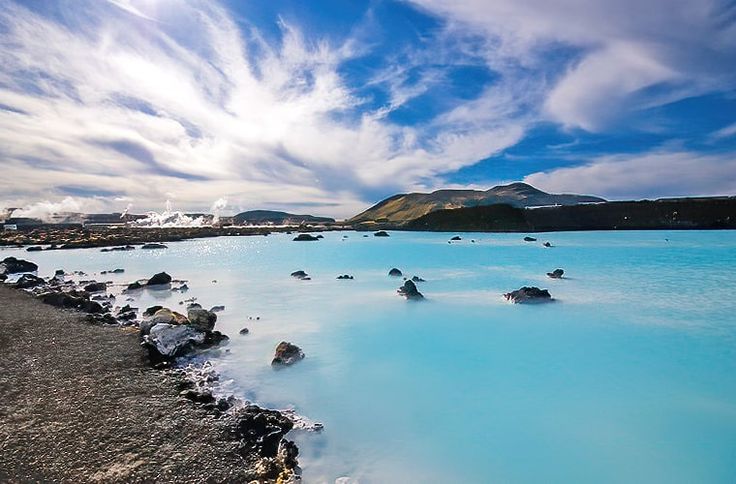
233;210;335;225
349;182;605;224
404;197;736;232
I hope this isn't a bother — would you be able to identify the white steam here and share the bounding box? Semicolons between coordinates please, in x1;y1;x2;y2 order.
13;197;86;223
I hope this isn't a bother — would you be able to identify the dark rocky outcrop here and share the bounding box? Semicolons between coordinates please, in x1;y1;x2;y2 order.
450;236;462;241
0;257;38;275
524;236;537;242
239;327;250;335
397;280;424;300
336;274;354;280
293;234;319;241
543;241;552;247
406;197;736;232
388;268;403;277
26;246;43;252
374;231;390;237
504;286;552;303
272;341;304;366
547;269;564;279
411;275;426;282
210;305;225;313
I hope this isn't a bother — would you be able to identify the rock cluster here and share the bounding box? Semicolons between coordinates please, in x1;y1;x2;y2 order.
388;267;403;277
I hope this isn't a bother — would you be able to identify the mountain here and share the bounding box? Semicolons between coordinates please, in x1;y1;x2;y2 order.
233;210;335;225
404;197;736;232
349;182;605;225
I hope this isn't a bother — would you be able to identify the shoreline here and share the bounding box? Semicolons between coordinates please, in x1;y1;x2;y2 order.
0;278;304;482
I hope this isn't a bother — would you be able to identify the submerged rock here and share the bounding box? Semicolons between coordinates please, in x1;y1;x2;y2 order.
336;274;354;280
101;268;125;275
397;280;424;300
523;236;537;242
188;308;217;331
411;275;426;282
543;241;553;248
547;268;564;279
239;327;250;335
293;234;319;241
210;305;225;313
100;245;135;252
0;257;38;275
83;282;107;293
272;341;305;366
504;286;552;304
126;281;143;291
449;236;462;241
374;231;390;237
146;272;172;286
290;270;310;280
141;243;168;249
26;246;43;252
388;268;403;277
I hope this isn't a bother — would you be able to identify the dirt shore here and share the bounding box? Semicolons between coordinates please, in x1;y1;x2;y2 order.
0;285;256;483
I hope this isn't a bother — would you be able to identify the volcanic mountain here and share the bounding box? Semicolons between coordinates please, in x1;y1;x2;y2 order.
349;182;605;224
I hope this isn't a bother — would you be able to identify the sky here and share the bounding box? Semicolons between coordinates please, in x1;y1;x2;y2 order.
1;0;735;219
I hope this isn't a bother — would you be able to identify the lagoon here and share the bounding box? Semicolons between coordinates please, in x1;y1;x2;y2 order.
6;230;736;483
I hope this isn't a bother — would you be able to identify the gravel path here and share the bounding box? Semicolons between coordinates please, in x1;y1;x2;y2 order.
0;285;255;483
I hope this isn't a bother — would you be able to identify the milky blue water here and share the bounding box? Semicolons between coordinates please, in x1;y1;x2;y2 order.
4;230;736;483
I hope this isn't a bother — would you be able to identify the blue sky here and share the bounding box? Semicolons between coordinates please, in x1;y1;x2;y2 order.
1;0;735;218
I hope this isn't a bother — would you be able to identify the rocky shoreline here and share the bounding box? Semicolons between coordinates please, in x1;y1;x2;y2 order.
0;225;337;251
0;256;316;483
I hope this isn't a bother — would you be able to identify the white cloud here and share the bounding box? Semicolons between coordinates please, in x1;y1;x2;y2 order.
0;0;531;218
524;150;736;199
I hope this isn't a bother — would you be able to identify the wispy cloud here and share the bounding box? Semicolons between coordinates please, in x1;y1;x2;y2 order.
409;0;736;131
